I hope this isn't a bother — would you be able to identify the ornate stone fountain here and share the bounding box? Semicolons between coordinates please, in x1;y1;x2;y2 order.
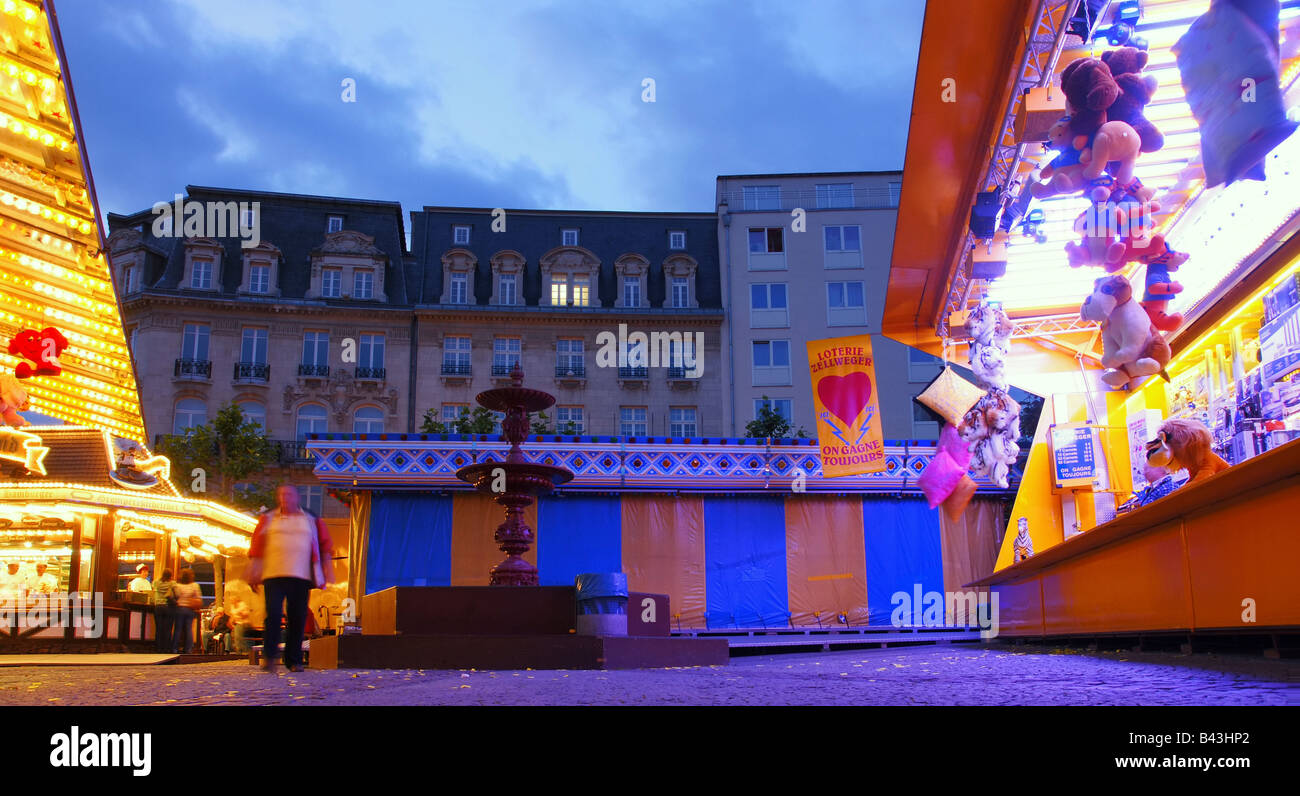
455;364;573;585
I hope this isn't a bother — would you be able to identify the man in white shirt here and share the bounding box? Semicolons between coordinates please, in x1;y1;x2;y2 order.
29;562;58;594
128;564;151;594
0;562;27;604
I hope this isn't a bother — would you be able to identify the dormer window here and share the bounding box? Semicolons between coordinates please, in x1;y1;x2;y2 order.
192;260;213;289
249;263;269;293
454;225;471;245
539;246;600;308
489;249;525;306
124;264;140;293
237;241;282;297
499;272;517;305
623;276;641;308
353;269;374;299
451;272;468;304
322;268;341;298
669;230;686;250
308;230;389;302
661;253;699;309
562;228;579;247
327;216;344;233
614;253;650;309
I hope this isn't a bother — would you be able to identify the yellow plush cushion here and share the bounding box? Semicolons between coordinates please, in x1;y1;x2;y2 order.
914;366;985;426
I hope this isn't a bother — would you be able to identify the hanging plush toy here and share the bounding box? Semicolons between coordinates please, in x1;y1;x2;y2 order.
1100;46;1165;153
8;327;69;378
1031;117;1089;200
1060;57;1119;141
1140;247;1189;332
959;304;1020;488
1080;274;1172;389
0;373;30;427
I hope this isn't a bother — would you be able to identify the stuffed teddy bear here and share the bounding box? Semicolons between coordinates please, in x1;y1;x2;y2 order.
0;373;30;427
1100;46;1165;153
1065;203;1127;268
8;326;69;378
1079;120;1142;186
1060;57;1119;140
1140;244;1189;332
1146;418;1230;484
1031;116;1090;199
1080;274;1172;389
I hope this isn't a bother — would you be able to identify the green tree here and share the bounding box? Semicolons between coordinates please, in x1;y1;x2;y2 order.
530;411;552;434
156;402;278;510
420;406;497;434
745;397;808;439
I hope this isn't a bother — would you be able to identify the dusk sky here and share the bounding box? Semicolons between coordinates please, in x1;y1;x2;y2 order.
56;0;924;224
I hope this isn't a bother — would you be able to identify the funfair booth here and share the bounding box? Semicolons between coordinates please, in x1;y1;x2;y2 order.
886;0;1300;645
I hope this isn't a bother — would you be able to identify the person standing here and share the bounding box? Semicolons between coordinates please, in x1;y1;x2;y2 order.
152;569;178;653
173;569;203;654
245;485;334;673
29;563;59;594
128;563;152;595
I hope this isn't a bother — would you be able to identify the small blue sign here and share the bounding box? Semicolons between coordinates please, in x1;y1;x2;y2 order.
1052;425;1097;484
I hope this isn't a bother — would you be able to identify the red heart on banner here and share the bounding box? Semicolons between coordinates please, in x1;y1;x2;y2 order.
817;371;873;429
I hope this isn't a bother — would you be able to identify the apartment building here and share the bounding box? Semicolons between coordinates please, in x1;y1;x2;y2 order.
716;172;943;439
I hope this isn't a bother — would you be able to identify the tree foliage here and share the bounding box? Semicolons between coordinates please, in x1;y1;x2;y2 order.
156;402;278;510
744;397;807;439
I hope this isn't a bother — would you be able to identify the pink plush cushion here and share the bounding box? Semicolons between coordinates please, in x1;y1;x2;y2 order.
918;450;966;509
937;422;971;471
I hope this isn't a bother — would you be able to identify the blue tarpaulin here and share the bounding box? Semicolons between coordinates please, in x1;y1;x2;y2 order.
862;496;944;626
366;492;453;591
536;495;622;586
703;496;789;628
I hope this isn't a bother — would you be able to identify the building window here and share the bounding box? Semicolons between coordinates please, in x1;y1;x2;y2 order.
827;281;867;326
824;225;861;252
499;273;517;306
815;183;855;209
754;397;792;423
191;260;213;289
550;281;568;306
619;406;648;436
302;331;329;368
670;277;689;308
359;333;385;371
322;268;342;298
669;407;697;437
295;404;328;440
450;272;468;304
441;404;469;424
622;276;641;308
296;485;324;515
748;228;784;254
240;327;268;364
353;406;384;434
453;225;471;245
752;340;792;386
556;338;584;374
556;406;584;433
912;402;940;439
562;228;579;247
327;216;344;233
353;269;374;299
669;231;686;250
908;347;942;383
443;336;471;372
181;323;210;361
742;185;781;211
123;264;140;293
493;337;521;374
571;276;590;307
889;181;902;207
249;263;270;294
239;401;266;430
750;283;789;328
173;398;207;435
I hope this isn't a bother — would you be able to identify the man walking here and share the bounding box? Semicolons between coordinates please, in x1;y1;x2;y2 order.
245;486;334;673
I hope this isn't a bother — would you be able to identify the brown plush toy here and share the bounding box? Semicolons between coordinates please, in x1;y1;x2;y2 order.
1146;418;1231;484
1060;57;1119;139
1100;46;1164;153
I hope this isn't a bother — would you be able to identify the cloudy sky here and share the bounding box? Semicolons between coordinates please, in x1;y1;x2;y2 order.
57;0;924;221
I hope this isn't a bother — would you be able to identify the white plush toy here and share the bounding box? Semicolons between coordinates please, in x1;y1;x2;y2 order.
1079;274;1171;389
0;373;29;427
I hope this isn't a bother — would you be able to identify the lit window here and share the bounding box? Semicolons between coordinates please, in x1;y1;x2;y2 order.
551;280;568;306
453;225;471;245
327;216;344;233
669;231;686;250
562;228;579;246
669;407;697;437
322;268;341;298
572;276;589;307
619;406;648;436
249;263;270;294
354;269;374;299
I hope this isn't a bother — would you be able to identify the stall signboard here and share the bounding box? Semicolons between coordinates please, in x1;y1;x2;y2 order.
1050;423;1101;488
0;428;49;476
806;335;886;477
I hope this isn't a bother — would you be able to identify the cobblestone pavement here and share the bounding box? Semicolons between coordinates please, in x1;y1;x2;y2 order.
1;644;1297;706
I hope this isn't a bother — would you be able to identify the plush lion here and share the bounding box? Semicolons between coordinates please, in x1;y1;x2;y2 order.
1146;418;1230;484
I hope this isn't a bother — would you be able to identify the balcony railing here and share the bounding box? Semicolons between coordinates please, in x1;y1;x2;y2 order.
492;363;520;377
555;363;586;378
667;366;699;380
274;439;314;464
441;361;471;376
174;358;212;379
233;362;270;382
298;363;330;378
719;186;898;212
355;366;386;380
618;366;648;379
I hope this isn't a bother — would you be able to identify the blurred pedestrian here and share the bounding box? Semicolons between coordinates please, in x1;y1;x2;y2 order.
173;568;203;654
152;568;178;652
244;485;334;672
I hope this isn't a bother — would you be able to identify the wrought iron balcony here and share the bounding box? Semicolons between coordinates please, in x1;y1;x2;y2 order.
441;361;471;376
233;362;270;383
617;366;648;379
173;358;212;380
355;366;386;380
555;363;586;378
273;439;314;464
667;366;699;380
298;363;330;378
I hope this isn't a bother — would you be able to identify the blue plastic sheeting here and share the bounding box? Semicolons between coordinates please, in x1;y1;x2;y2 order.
366;492;453;591
862;496;944;626
575;572;628;599
703;496;789;628
536;495;622;586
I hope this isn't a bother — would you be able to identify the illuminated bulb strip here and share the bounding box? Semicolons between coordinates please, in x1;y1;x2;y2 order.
6;249;118;294
24;395;138;438
0;290;126;337
0;154;89;201
0;108;72;151
0;189;94;233
0;314;132;359
1;1;42;27
0;218;80;262
0;483;257;531
0;357;142;402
